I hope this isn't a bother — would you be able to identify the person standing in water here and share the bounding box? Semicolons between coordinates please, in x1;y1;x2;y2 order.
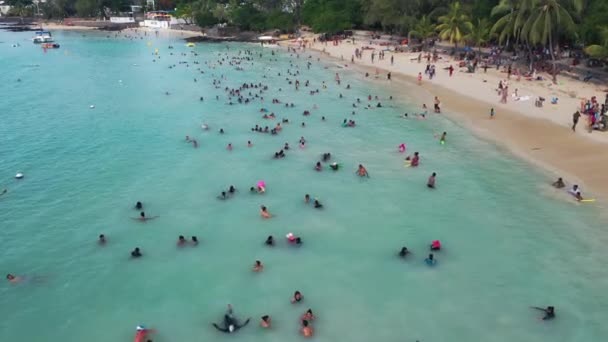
427;173;436;188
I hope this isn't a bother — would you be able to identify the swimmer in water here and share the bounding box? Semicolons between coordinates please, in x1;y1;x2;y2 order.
212;304;251;333
99;234;106;245
425;253;436;266
440;131;446;144
314;162;322;171
301;320;313;338
260;205;272;219
357;164;369;177
552;177;565;189
531;306;555;320
228;185;236;195
427;172;436;188
227;143;233;151
219;128;225;134
253;260;264;272
330;162;339;171
265;235;274;246
6;274;22;283
406;152;420;167
398;247;410;258
304;194;310;203
177;235;187;246
430;240;441;251
0;189;7;196
218;191;228;200
313;199;323;209
191;236;199;245
133;211;158;221
301;309;315;321
135;201;143;210
291;290;303;303
131;247;142;258
134;325;155;342
569;184;583;201
260;315;271;328
248;140;253;147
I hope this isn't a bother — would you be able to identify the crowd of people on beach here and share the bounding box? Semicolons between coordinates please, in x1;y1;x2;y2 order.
4;28;562;341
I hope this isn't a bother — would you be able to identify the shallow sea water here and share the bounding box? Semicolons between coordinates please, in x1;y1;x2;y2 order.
1;30;607;342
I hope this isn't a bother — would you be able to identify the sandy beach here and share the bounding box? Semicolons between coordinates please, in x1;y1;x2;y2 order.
42;23;204;39
300;37;608;202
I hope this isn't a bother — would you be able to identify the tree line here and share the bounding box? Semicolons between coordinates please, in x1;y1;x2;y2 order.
6;0;608;59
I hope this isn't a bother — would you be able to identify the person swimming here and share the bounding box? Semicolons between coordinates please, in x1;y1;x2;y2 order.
398;247;410;258
314;162;322;171
531;306;555;320
133;211;158;221
177;235;187;246
301;320;313;338
440;132;447;144
406;152;420;167
228;185;236;194
135;201;143;210
427;172;436;188
430;240;441;251
301;309;315;321
260;315;271;328
260;205;272;218
552;178;565;189
212;304;251;333
218;191;228;200
6;274;21;283
253;260;264;272
99;234;106;245
304;194;310;203
322;152;331;162
357;164;369;177
330;162;339;171
425;253;436;266
569;184;583;201
291;290;303;303
265;235;274;246
191;236;199;245
313;199;323;209
131;247;142;258
134;325;155;342
219;128;225;134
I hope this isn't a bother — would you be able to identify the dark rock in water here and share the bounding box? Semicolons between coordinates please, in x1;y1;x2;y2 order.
185;31;259;43
0;25;39;32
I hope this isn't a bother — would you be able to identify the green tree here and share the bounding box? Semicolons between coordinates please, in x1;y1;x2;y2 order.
520;0;581;82
468;18;490;52
409;15;435;50
584;26;608;59
436;1;473;49
175;2;195;24
74;0;98;17
302;0;361;33
7;0;34;22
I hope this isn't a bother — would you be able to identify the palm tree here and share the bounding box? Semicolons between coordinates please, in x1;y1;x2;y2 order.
410;15;435;50
520;0;581;82
468;18;491;52
435;1;473;50
584;26;608;59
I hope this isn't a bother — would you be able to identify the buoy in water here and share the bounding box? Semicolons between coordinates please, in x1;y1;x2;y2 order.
15;173;24;179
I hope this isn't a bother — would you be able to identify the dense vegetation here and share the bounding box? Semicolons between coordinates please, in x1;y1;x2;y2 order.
6;0;608;59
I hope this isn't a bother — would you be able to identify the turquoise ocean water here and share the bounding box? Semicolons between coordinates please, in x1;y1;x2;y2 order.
1;30;607;342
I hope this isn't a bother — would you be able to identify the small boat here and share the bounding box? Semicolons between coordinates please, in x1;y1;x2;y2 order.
258;36;279;48
32;31;53;44
41;43;60;49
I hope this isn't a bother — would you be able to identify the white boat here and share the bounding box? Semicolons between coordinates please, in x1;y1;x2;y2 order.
258;36;278;48
32;31;53;44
